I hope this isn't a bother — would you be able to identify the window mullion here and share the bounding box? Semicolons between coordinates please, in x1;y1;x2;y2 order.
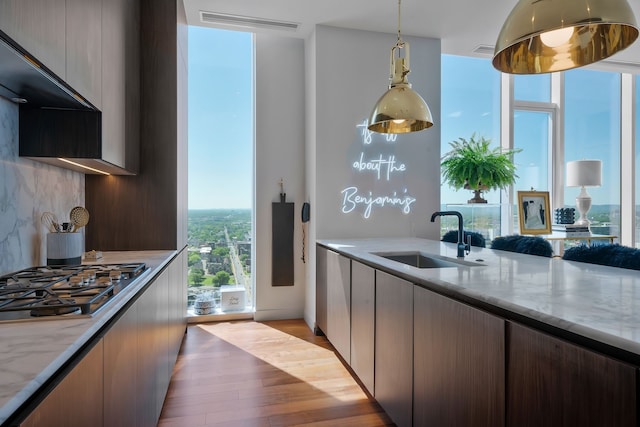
500;73;514;235
621;73;635;247
551;72;564;221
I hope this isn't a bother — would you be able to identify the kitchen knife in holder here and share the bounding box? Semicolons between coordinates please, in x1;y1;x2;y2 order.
47;232;83;266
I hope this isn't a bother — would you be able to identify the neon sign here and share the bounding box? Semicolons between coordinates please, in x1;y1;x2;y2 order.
340;119;417;218
352;152;406;180
356;120;397;145
341;187;416;219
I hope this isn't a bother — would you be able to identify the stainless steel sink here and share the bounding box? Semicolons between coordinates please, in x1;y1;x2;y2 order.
373;251;484;268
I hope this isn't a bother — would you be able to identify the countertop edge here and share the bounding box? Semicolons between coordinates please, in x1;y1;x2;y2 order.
317;238;640;366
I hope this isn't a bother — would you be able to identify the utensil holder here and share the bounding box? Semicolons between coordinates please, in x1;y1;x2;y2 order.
47;232;83;266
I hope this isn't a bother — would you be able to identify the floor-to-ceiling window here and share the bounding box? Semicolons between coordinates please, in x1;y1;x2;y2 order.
564;69;621;237
512;110;553;228
514;74;551;102
441;56;637;244
512;74;554;232
187;26;255;316
440;55;501;239
513;112;551;192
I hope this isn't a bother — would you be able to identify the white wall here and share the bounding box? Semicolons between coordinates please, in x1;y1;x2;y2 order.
304;29;318;329
304;25;442;329
253;25;442;326
312;25;442;239
254;34;307;320
177;0;189;250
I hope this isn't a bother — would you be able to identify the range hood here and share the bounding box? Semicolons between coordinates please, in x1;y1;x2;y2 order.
0;30;94;110
0;30;136;175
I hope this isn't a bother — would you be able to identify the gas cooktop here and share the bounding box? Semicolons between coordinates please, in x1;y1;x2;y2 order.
0;263;146;322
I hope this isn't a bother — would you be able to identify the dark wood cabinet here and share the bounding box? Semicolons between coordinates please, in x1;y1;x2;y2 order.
104;304;138;426
168;250;188;370
136;267;170;426
413;286;505;427
350;260;375;395
322;248;351;363
86;0;188;248
316;246;351;361
315;246;328;335
106;251;185;427
315;247;640;427
375;270;413;427
18;252;186;427
20;341;104;427
507;322;637;427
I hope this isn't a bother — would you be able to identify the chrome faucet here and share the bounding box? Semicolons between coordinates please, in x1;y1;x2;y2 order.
430;210;470;258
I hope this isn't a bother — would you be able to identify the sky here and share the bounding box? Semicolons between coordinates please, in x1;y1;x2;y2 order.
440;56;501;204
188;26;253;210
187;27;639;211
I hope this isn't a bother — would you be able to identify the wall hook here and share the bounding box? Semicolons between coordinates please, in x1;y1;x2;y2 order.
279;178;286;203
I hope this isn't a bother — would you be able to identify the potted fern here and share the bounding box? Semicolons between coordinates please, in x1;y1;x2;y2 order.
441;134;520;203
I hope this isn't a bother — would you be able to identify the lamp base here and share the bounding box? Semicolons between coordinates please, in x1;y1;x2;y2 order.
573;217;590;227
574;186;592;229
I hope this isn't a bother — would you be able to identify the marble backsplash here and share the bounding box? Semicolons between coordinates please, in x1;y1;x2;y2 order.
0;97;84;275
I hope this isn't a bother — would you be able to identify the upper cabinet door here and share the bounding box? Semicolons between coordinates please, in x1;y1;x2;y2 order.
0;0;66;78
66;0;102;108
101;0;140;169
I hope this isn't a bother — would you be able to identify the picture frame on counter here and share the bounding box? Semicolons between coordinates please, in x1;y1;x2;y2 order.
517;191;551;235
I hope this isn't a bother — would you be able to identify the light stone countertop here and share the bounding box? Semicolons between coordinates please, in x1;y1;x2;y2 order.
0;250;176;426
318;237;640;364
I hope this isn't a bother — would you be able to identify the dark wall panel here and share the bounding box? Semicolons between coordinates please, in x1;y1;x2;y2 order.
86;0;184;251
272;202;294;286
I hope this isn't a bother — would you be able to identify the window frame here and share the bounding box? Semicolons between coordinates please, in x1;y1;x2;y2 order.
444;56;638;245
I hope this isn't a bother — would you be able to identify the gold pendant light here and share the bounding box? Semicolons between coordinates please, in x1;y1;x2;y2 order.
493;0;639;74
368;0;433;134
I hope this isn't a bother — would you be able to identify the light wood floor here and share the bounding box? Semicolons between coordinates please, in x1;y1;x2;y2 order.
158;319;395;427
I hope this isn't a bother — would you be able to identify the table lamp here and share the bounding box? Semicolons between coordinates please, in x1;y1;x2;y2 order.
566;160;602;228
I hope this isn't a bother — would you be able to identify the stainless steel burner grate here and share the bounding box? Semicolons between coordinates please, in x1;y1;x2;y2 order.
0;263;146;321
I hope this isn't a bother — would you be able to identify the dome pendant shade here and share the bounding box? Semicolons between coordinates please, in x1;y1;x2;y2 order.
368;45;433;133
368;0;433;134
368;83;433;133
493;0;639;74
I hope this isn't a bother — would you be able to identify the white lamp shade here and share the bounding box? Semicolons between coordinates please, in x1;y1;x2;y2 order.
566;160;602;187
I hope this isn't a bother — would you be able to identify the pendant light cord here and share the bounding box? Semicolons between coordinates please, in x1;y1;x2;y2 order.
397;0;402;44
